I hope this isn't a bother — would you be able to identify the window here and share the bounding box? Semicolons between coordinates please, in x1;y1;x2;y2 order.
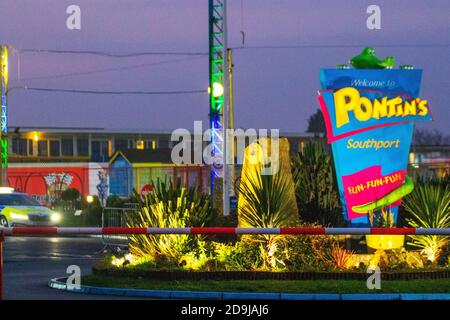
114;139;128;152
12;138;28;156
77;138;89;156
61;139;74;156
145;139;157;150
28;139;33;155
136;140;144;150
38;140;48;157
0;194;41;206
50;140;60;157
91;140;109;161
159;139;170;148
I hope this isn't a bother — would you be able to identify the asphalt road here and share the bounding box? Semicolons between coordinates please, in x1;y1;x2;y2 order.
2;236;136;300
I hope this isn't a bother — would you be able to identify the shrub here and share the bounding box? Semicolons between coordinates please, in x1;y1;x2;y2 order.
325;244;355;270
403;180;450;264
210;213;238;243
82;195;103;226
236;138;299;270
291;142;344;227
370;248;424;271
53;188;81;214
214;240;267;271
278;232;340;272
238;166;299;229
106;194;128;208
213;227;347;272
178;241;220;271
60;188;80;202
127;178;216;264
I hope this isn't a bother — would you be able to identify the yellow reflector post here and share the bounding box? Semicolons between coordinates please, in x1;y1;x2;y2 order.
366;235;405;250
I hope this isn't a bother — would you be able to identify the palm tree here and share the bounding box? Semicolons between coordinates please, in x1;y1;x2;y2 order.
237;138;298;269
127;178;215;262
403;180;450;263
291;142;343;226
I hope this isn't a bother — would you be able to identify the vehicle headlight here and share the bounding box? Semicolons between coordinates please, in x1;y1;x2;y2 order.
50;212;61;222
11;212;29;220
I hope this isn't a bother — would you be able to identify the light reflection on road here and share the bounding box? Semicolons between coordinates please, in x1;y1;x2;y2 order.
2;236;139;300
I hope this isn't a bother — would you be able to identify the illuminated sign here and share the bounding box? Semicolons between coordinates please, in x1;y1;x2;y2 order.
319;68;432;227
0;45;8;170
333;87;429;128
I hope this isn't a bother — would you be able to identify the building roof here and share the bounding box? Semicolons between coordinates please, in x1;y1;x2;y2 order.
110;148;173;164
412;144;450;151
8;126;174;135
8;125;311;137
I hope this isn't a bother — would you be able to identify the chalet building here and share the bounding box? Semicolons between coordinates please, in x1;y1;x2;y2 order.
4;127;312;203
4;126;447;205
409;145;450;180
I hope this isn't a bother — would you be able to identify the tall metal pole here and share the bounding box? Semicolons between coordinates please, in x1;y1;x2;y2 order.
208;0;229;215
221;1;231;216
227;48;235;197
0;45;9;187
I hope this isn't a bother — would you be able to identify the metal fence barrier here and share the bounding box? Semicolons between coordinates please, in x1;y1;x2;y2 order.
101;207;137;251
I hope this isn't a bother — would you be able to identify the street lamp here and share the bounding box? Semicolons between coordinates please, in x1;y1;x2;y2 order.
211;82;224;98
86;195;94;204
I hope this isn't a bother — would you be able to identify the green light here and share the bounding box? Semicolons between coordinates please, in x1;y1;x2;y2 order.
212;82;224;98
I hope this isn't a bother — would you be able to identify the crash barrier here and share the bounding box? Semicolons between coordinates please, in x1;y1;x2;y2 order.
101;207;137;250
1;227;450;300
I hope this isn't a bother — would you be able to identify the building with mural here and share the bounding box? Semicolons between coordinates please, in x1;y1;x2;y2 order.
109;149;209;197
6;126;178;204
4;127;312;202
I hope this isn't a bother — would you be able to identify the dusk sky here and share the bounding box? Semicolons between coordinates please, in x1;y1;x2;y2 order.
0;0;449;134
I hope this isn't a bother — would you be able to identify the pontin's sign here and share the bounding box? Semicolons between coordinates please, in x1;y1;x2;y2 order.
318;69;432;227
